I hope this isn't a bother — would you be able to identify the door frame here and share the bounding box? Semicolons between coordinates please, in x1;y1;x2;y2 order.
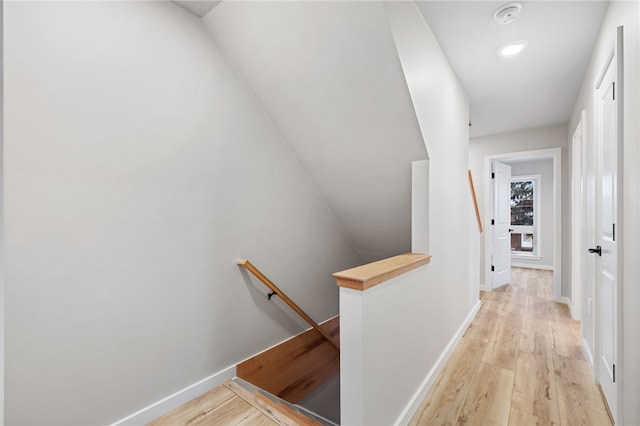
0;1;5;422
571;110;587;322
483;147;562;302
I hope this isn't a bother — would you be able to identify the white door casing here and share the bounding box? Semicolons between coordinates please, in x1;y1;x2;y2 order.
492;161;511;289
483;148;561;298
571;113;586;323
583;108;597;369
593;33;622;423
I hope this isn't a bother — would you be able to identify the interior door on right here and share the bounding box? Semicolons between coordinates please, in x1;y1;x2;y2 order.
595;45;619;423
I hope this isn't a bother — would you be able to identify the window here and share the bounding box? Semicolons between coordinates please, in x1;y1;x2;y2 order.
510;175;539;256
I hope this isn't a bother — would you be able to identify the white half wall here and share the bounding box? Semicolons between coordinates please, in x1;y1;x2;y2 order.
3;2;362;424
339;266;480;425
382;2;476;423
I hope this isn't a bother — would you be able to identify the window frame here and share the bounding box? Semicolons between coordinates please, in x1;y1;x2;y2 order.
510;174;541;259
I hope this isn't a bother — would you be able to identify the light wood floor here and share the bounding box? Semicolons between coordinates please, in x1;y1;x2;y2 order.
410;267;613;426
147;380;321;426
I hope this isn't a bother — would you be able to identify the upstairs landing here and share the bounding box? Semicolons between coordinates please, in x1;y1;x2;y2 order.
147;379;323;426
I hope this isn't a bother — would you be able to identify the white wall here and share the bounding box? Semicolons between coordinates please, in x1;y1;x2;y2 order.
469;124;569;294
385;0;473;323
503;158;554;269
297;373;340;424
568;2;640;424
0;0;4;422
411;160;429;254
468;204;481;309
3;2;362;424
202;1;428;264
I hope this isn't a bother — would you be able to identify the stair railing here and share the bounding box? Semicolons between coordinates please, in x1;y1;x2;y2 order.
237;259;340;350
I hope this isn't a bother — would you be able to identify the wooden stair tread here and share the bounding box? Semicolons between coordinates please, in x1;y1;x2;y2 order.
225;380;321;426
237;317;339;404
252;390;321;426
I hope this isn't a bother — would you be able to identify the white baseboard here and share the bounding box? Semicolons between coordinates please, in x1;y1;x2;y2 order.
479;283;489;291
582;337;594;373
110;364;236;425
556;296;571;312
109;316;339;425
394;300;481;425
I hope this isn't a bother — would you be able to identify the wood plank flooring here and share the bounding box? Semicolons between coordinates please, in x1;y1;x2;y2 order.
410;268;613;426
147;384;275;426
147;380;321;426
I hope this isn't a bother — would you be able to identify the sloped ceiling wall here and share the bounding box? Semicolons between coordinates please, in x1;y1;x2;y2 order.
202;1;428;262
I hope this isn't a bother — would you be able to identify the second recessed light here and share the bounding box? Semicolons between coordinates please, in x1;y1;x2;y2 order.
498;40;528;57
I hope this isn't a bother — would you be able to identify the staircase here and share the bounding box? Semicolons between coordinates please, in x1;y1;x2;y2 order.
147;258;341;425
234;259;341;423
147;260;341;425
236;317;339;404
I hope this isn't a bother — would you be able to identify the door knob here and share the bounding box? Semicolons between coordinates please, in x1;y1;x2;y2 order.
508;228;514;233
588;245;602;256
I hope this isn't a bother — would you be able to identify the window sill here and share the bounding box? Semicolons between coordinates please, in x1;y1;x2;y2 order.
511;253;542;261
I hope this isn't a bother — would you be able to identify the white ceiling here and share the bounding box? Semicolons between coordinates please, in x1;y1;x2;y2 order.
415;1;609;138
173;0;220;17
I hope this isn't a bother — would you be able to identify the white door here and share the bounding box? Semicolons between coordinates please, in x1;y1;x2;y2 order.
492;161;511;289
594;45;619;422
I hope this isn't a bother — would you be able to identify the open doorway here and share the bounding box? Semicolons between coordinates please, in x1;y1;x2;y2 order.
484;148;562;303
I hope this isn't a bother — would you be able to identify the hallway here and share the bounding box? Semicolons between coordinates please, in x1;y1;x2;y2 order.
410;268;612;425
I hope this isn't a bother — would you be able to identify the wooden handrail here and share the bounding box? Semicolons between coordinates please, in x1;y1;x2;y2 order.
237;259;340;350
468;169;483;233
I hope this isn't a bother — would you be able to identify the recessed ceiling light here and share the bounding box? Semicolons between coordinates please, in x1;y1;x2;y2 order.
498;40;528;57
